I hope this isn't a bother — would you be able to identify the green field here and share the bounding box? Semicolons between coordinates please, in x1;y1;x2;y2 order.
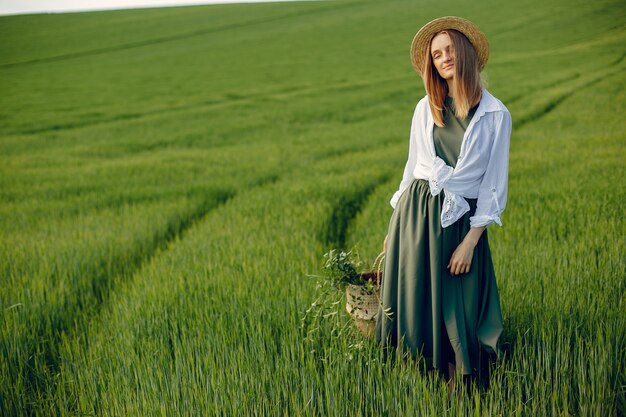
1;0;625;415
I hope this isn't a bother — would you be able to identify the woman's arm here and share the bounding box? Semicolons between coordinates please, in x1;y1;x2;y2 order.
468;110;512;228
448;226;485;275
449;109;512;276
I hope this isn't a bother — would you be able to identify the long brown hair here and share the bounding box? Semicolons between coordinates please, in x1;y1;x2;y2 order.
424;29;483;127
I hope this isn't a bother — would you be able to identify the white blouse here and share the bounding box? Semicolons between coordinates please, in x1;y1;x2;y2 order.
390;88;512;228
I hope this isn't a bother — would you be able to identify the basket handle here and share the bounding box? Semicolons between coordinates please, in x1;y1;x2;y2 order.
372;250;385;291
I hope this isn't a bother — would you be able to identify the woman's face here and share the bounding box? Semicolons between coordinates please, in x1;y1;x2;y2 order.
430;32;455;81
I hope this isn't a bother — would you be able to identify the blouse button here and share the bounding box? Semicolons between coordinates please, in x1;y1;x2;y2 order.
491;188;496;192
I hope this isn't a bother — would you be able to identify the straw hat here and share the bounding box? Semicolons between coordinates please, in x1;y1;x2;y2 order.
410;16;489;77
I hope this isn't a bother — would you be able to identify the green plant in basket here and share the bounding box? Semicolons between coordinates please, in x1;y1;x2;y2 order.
322;249;380;294
301;248;391;341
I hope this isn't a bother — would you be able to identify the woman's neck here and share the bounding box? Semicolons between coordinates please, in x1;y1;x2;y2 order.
447;79;455;97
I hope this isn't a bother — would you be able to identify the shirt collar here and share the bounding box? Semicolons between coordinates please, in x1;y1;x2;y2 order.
472;88;505;122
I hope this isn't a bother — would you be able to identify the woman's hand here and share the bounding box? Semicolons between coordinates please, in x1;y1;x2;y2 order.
447;227;485;276
447;240;475;275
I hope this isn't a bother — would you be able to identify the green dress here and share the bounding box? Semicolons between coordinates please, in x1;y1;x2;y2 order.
375;96;503;375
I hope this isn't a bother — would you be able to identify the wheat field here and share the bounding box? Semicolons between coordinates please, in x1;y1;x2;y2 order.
1;0;625;415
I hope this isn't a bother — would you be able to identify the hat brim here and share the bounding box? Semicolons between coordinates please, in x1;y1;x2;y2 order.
410;16;489;77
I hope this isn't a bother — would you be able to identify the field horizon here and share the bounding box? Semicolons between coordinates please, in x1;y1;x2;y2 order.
1;0;625;415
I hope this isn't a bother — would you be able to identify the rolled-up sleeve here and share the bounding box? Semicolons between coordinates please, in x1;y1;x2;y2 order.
390;104;420;209
469;110;512;228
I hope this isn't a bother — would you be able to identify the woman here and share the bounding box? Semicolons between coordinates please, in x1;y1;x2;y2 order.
375;16;512;387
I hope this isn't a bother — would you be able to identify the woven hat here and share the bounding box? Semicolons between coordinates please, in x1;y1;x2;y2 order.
410;16;489;77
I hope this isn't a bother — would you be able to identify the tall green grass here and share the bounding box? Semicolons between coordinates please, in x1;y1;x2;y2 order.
1;0;625;415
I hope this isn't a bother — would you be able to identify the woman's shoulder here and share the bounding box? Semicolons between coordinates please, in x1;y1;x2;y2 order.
408;94;431;127
413;94;430;114
479;89;512;136
481;89;510;115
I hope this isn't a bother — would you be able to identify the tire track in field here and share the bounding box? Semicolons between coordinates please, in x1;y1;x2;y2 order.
0;0;366;69
5;86;305;136
14;185;238;411
492;23;626;66
321;172;392;250
503;72;582;106
4;73;409;137
514;54;626;129
14;179;276;414
14;138;393;412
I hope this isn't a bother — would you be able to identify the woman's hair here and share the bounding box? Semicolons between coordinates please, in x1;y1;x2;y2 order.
424;29;483;127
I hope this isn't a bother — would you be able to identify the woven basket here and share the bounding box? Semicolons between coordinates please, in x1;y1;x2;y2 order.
345;252;385;338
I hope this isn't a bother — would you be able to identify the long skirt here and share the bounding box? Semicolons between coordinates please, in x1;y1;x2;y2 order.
375;178;503;375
